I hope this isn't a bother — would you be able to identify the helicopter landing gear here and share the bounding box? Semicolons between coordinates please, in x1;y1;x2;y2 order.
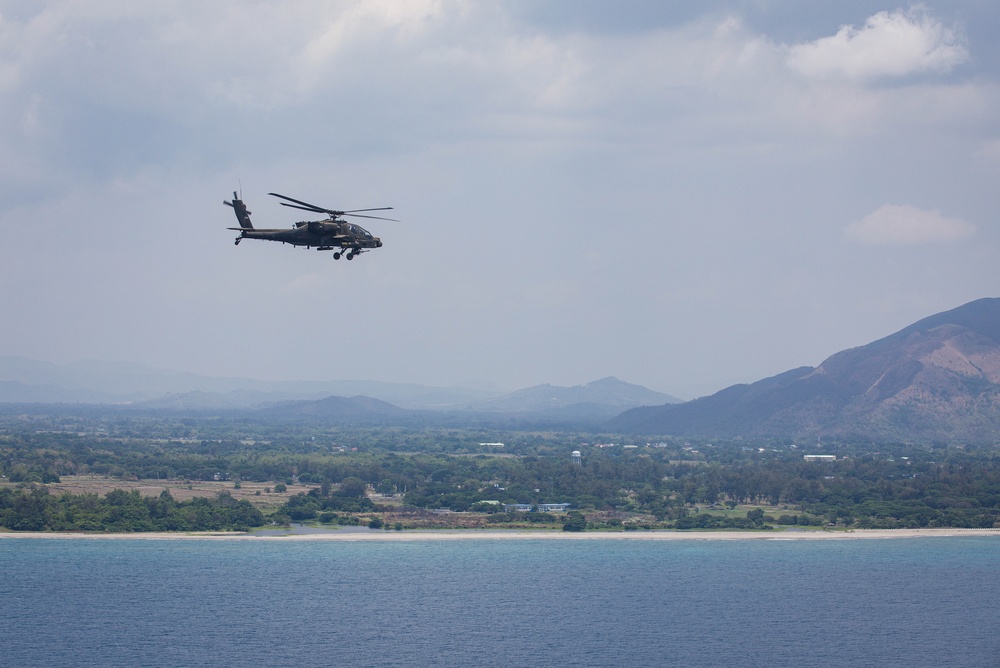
234;237;242;246
333;252;341;260
346;252;355;260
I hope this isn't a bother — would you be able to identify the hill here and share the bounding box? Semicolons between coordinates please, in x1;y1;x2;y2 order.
263;395;411;421
611;298;1000;444
466;377;680;419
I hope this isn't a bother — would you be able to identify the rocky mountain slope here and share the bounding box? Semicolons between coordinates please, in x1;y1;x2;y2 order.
611;298;1000;444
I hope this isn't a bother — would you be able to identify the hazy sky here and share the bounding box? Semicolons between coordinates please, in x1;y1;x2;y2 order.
2;1;999;399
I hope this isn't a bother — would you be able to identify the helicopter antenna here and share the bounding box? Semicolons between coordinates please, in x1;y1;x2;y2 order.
238;177;243;200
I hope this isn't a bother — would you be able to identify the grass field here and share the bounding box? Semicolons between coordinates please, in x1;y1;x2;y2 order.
2;475;308;511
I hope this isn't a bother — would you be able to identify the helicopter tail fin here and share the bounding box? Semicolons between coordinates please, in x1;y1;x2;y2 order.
224;191;254;229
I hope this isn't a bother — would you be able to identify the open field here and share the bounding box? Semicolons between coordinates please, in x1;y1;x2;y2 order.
0;476;312;511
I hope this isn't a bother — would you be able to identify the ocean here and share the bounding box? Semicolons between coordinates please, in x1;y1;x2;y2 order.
2;536;998;667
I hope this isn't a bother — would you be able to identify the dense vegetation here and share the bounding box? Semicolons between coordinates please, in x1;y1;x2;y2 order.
0;487;264;532
2;408;1000;530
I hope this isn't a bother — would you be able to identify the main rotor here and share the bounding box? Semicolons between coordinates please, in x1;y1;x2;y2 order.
268;192;398;221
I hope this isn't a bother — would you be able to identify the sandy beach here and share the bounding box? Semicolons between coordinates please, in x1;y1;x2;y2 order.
2;528;998;541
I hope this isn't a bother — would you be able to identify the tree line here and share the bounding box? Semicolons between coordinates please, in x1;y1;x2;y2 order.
0;487;265;532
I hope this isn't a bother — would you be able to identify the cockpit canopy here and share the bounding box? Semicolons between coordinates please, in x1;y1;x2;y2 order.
348;224;372;239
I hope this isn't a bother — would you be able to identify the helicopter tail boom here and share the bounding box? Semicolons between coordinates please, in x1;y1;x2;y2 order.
224;192;254;229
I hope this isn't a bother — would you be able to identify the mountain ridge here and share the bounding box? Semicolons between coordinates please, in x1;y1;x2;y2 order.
0;356;672;419
466;376;681;413
611;297;1000;443
0;356;500;409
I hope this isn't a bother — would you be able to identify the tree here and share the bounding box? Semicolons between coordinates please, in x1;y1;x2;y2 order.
338;477;368;499
562;511;586;532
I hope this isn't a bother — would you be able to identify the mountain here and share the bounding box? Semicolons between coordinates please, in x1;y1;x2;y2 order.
259;377;678;427
0;356;499;409
0;356;678;424
264;395;410;420
468;377;680;416
611;298;1000;444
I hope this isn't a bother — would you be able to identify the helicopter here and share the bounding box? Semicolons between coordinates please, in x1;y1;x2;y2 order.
224;191;397;260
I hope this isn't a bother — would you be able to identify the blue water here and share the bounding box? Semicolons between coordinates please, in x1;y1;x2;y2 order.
2;536;999;667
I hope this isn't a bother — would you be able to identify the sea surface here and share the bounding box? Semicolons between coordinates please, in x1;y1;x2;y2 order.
2;535;999;667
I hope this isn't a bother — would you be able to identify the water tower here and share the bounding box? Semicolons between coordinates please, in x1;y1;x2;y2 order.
571;450;582;466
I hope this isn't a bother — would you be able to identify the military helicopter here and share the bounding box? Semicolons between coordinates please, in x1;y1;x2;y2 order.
224;191;397;260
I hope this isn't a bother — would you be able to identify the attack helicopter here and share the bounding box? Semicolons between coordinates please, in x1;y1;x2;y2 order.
224;191;397;260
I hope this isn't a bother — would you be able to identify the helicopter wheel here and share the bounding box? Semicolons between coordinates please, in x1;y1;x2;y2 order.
346;252;355;260
333;252;341;260
234;237;241;246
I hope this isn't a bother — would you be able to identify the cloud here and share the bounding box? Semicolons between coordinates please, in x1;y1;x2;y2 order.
844;205;975;245
0;3;987;195
787;8;967;81
1;2;998;397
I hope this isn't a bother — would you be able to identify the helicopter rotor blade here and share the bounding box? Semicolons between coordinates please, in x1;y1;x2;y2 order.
269;193;398;220
268;192;334;214
342;212;400;222
278;202;332;213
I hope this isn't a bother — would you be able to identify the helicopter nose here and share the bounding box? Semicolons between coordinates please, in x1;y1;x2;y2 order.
376;239;382;247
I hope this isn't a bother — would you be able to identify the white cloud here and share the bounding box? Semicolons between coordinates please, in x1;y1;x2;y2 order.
787;8;967;81
844;204;975;245
1;2;999;397
0;3;987;186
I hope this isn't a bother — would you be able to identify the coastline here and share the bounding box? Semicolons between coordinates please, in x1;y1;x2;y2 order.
2;528;998;541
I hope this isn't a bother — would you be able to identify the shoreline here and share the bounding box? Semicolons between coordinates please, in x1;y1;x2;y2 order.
2;528;998;541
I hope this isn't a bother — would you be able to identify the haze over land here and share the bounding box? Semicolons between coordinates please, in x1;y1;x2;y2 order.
1;2;999;398
5;297;1000;443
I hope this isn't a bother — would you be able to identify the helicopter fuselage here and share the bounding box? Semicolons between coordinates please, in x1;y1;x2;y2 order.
233;220;382;251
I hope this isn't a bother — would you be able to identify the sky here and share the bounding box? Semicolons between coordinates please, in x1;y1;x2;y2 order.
1;1;999;399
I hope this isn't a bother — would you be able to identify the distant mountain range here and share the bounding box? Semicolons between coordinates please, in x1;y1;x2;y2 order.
11;297;1000;442
0;356;674;424
612;297;1000;444
0;356;497;409
246;376;679;426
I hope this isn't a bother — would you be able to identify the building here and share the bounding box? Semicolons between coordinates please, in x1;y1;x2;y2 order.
537;503;572;512
503;503;534;513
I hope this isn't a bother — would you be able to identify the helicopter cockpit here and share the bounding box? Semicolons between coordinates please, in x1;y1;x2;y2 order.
348;224;373;239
